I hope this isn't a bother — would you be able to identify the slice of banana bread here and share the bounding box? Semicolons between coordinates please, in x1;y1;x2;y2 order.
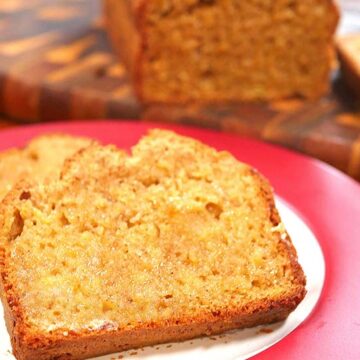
0;130;306;360
104;0;339;103
0;134;92;200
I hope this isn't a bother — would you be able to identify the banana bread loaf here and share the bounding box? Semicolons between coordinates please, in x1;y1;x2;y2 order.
104;0;339;104
0;130;305;360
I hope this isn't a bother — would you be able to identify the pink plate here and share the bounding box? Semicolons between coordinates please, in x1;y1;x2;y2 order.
0;120;359;359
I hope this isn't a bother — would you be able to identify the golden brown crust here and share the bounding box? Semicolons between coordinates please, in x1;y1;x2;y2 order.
247;168;306;291
4;299;297;360
0;131;306;360
103;0;141;83
0;183;32;360
103;0;149;103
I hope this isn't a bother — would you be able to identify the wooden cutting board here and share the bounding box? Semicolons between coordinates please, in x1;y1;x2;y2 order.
0;0;359;181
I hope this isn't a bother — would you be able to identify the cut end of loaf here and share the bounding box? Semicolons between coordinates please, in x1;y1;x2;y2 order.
0;130;306;359
135;0;339;103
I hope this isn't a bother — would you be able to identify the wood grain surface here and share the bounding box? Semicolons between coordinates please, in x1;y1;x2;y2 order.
0;0;359;181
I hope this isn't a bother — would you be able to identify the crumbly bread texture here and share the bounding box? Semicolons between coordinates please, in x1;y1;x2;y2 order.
0;130;306;360
337;34;360;98
104;0;339;104
0;134;92;200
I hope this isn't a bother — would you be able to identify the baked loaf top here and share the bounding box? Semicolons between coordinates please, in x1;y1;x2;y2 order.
0;130;305;359
0;134;92;200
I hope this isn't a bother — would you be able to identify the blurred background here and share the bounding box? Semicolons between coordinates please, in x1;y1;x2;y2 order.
0;0;359;181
